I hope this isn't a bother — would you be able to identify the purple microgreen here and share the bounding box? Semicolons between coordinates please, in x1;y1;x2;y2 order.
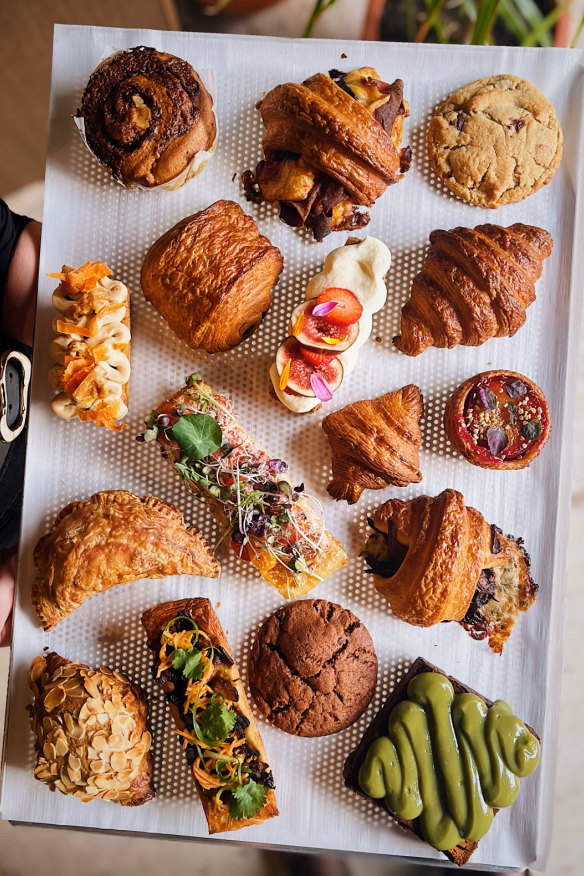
135;433;145;442
521;419;542;441
506;379;528;398
310;372;333;402
294;483;305;493
267;459;288;474
312;300;337;317
478;386;497;411
487;427;509;457
507;402;518;425
157;413;172;428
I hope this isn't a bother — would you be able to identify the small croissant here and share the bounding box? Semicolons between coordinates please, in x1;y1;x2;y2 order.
363;489;536;652
393;223;553;356
32;490;220;631
322;385;423;504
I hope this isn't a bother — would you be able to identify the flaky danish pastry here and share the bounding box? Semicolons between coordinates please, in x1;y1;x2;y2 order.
142;598;278;833
76;46;216;189
363;489;536;653
322;385;423;504
47;262;130;431
243;68;410;240
32;490;220;631
393;223;553;356
29;652;154;806
141;200;283;353
139;373;347;600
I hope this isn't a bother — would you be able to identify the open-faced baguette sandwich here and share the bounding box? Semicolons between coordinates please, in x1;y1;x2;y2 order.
141;598;278;833
47;261;130;431
139;373;347;599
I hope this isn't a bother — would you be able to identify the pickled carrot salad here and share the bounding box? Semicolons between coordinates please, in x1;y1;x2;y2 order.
138;374;326;580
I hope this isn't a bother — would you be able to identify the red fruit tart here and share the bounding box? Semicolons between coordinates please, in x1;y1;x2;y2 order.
444;369;550;470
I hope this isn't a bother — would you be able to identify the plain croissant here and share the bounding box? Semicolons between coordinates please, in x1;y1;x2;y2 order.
364;489;536;652
322;386;423;504
393;223;553;356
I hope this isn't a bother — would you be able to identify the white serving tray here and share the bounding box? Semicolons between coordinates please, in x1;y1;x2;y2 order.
2;24;583;871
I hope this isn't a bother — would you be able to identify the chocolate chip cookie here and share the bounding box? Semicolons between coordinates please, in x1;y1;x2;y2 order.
248;599;377;737
427;75;563;208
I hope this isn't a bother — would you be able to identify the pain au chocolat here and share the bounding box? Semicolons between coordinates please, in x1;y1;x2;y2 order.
77;46;216;189
141;200;283;353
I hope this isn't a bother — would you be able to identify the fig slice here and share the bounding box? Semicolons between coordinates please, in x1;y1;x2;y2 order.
289;301;359;352
276;338;343;398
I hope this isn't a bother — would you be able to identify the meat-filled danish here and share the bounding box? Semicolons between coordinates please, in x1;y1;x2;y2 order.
243;67;410;240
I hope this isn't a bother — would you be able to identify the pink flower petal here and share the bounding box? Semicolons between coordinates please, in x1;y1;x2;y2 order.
310;372;333;402
312;300;337;317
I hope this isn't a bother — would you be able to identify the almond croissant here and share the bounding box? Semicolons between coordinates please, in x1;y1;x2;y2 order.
322;386;423;504
393;223;553;356
363;489;536;653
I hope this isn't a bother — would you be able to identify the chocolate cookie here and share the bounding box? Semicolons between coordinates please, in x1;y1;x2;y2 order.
248;599;377;737
427;75;563;208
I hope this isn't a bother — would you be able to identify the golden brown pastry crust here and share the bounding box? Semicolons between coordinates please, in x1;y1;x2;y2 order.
141;598;278;834
322;385;423;504
366;489;535;652
393;223;553;356
444;369;551;470
28;652;154;806
32;490;220;631
141;200;283;353
260;73;403;206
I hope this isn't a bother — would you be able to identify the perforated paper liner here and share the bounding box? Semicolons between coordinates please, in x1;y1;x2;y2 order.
2;25;584;871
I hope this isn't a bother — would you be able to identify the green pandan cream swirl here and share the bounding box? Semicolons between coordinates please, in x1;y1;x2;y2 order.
358;672;540;850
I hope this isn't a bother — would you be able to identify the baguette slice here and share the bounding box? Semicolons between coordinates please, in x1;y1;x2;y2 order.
141;597;278;834
343;656;539;866
148;378;348;599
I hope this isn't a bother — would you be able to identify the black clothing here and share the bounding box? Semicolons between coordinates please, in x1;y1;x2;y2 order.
0;198;32;550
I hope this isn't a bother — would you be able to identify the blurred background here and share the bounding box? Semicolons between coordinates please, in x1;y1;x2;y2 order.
1;0;583;874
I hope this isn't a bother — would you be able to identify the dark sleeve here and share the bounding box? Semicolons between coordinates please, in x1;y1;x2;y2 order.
0;198;32;308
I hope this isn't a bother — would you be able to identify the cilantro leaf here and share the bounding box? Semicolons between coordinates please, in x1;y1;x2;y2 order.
229;780;267;820
170;413;222;461
171;647;204;680
199;700;237;742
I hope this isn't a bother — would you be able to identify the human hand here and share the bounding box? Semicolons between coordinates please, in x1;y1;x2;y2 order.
0;551;16;646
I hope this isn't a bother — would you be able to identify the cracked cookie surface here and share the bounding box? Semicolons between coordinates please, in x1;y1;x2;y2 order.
427;75;563;208
248;599;377;737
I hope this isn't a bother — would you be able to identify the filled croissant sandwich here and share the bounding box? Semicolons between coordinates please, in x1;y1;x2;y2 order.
243;67;410;240
362;489;536;653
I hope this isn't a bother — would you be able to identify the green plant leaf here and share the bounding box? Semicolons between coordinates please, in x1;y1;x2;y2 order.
471;0;503;44
171;647;204;680
521;1;568;46
302;0;338;38
170;413;222;461
200;700;237;742
229;779;267;820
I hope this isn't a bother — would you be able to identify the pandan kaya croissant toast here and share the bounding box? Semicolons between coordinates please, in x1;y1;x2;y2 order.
140;374;347;599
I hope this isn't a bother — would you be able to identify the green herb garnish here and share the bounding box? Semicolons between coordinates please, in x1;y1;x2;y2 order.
172;647;205;680
199;695;237;743
229;779;267;820
521;419;543;441
170;413;222;461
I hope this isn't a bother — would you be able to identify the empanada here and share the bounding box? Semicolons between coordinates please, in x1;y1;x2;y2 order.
32;490;220;631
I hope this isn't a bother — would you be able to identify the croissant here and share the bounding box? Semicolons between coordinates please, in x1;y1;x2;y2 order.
322;386;423;504
32;490;220;631
243;68;410;240
363;489;536;653
393;223;553;356
141;200;283;353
